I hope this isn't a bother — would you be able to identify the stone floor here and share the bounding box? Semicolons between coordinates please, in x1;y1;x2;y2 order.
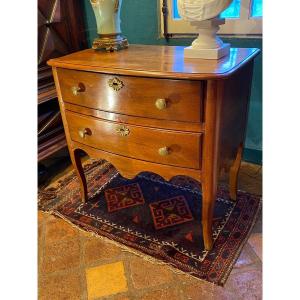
38;156;262;300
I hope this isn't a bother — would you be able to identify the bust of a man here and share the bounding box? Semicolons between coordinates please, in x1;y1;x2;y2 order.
177;0;233;59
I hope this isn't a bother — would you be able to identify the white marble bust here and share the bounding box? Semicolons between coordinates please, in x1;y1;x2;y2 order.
178;0;233;59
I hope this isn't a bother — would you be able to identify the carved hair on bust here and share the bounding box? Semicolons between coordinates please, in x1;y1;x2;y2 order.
178;0;232;21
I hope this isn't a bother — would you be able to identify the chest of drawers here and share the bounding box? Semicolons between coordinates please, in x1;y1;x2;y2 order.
48;45;259;250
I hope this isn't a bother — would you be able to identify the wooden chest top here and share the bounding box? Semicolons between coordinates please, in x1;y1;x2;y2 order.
48;45;259;80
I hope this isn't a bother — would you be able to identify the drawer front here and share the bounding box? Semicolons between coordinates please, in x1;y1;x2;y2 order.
66;111;201;169
58;68;202;123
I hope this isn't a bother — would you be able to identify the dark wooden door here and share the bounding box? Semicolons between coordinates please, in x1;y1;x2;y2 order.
38;0;87;163
38;0;87;92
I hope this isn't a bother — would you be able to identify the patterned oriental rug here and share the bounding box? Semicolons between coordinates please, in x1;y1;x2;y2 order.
38;159;261;286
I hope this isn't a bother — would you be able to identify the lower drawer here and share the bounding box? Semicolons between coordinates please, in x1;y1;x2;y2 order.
66;111;201;169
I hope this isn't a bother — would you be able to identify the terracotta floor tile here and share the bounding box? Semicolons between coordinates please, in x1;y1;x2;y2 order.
129;257;173;289
42;239;80;274
251;209;262;234
225;268;262;300
239;163;262;195
45;217;79;244
38;224;43;271
83;237;122;265
234;243;260;269
238;176;262;195
38;211;44;225
86;261;128;299
111;295;131;300
39;272;81;300
178;274;240;300
220;163;262;196
80;230;93;239
248;233;262;261
43;212;57;224
240;162;262;176
38;224;43;247
140;288;180;300
181;281;237;300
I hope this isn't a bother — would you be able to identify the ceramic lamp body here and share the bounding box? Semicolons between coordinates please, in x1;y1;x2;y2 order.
90;0;128;51
91;0;122;35
178;0;233;59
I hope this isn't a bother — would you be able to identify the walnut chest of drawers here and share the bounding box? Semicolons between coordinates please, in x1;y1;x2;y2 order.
48;45;259;250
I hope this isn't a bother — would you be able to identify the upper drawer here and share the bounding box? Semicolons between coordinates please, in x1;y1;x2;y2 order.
57;68;203;123
66;111;201;170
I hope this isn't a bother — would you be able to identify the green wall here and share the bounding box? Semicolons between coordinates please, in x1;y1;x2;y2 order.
82;0;262;164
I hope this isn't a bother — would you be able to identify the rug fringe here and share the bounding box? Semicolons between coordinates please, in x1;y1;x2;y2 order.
39;210;210;283
219;196;262;285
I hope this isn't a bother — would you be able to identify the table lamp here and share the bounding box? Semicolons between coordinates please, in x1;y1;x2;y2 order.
90;0;128;51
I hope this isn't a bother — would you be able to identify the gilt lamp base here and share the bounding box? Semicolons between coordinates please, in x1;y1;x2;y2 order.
184;43;230;59
92;34;129;52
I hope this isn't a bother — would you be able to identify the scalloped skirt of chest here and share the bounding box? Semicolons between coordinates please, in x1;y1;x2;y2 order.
57;68;203;123
66;111;202;169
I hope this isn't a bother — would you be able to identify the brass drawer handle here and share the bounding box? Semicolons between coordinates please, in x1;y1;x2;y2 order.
116;124;130;136
155;98;167;110
158;146;169;156
71;83;85;96
108;77;124;91
78;128;91;138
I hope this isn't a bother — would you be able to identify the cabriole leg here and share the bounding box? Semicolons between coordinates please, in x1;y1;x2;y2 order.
202;181;217;251
70;149;88;203
229;143;243;201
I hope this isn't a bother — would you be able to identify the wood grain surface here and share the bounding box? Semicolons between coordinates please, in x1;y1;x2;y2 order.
64;102;204;133
66;110;202;169
57;68;203;123
71;141;203;182
48;45;260;80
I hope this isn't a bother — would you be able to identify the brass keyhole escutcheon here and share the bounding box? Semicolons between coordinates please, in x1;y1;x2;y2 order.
158;146;170;156
155;98;167;110
108;77;124;91
116;124;130;136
